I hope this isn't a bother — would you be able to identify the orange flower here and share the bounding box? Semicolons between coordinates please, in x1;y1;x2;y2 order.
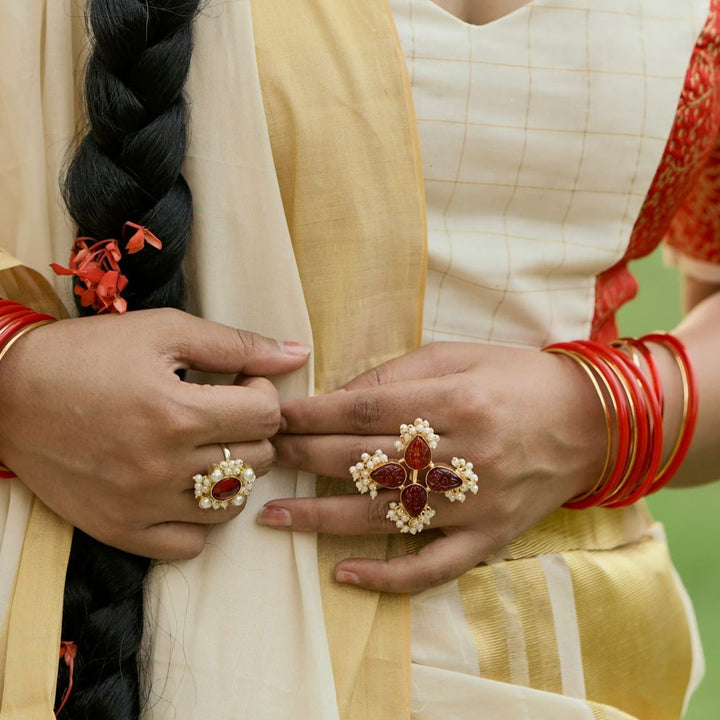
51;222;162;315
124;221;163;254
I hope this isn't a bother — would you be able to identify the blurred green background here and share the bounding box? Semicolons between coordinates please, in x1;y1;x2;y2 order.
617;251;719;720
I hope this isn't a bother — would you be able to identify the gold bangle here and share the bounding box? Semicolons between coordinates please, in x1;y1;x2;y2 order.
0;319;55;363
545;347;614;503
596;353;640;502
611;338;643;371
0;317;56;477
654;344;691;480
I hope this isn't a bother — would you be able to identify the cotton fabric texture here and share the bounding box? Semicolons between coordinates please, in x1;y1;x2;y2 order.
0;1;711;718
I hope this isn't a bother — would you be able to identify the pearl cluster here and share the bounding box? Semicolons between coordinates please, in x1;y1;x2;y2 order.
387;501;435;534
394;418;439;453
350;449;388;498
194;460;256;510
445;457;479;503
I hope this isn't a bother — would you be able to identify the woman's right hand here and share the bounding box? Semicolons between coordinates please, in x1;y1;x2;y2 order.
0;308;309;559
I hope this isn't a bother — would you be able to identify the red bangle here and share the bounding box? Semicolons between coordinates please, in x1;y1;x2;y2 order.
543;346;615;503
0;314;48;347
602;349;663;507
0;301;57;479
544;341;632;508
544;333;694;509
0;300;27;313
577;342;651;506
641;333;698;492
566;342;637;507
613;337;664;415
0;310;33;332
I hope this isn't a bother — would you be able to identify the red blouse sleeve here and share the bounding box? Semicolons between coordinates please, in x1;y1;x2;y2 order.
664;131;720;278
591;7;720;340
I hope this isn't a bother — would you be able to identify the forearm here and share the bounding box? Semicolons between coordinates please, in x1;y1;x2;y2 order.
660;288;720;486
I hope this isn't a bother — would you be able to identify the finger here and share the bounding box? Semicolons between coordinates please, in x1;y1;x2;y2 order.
258;494;400;535
234;375;278;397
281;378;458;435
176;382;283;445
128;522;211;561
160;311;311;376
274;433;399;477
343;343;474;391
169;440;271;525
275;431;479;477
258;491;481;535
334;529;490;593
189;439;275;480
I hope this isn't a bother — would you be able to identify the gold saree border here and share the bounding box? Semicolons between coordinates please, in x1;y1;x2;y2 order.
569;538;693;720
0;254;72;717
0;499;73;719
252;0;427;717
0;251;69;319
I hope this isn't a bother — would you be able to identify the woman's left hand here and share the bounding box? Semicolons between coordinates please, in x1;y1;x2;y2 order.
262;342;606;593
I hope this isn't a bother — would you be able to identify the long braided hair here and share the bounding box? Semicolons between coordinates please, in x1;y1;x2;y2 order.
56;1;201;716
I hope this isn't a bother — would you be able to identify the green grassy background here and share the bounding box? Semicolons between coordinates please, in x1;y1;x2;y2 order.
617;251;719;720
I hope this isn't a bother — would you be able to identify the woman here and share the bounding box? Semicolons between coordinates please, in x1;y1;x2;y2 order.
0;0;717;717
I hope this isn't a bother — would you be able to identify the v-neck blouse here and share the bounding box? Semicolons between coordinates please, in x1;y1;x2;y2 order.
390;0;718;346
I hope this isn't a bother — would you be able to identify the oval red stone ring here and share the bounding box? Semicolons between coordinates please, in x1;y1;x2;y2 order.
193;444;257;510
350;418;479;535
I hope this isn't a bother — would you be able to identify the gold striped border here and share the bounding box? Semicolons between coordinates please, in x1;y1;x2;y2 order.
567;538;692;720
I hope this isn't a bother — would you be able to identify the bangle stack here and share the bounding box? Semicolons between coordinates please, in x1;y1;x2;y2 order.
0;299;56;479
543;333;698;509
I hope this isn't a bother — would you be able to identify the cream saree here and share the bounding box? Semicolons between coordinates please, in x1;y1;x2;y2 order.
0;1;704;718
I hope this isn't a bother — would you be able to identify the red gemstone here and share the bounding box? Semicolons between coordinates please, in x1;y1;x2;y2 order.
211;477;242;501
426;466;463;492
405;436;431;470
401;484;428;517
370;463;406;488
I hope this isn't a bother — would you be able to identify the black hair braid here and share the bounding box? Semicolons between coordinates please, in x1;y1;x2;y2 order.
63;0;201;314
57;1;201;717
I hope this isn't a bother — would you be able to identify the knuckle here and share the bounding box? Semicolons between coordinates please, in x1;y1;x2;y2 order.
252;440;276;477
423;564;452;589
152;308;189;344
345;393;382;432
456;382;488;422
346;439;376;470
154;306;185;328
301;500;323;532
233;328;261;358
424;342;445;367
364;363;393;388
367;497;392;531
256;396;282;438
375;572;396;594
152;392;197;439
275;435;303;469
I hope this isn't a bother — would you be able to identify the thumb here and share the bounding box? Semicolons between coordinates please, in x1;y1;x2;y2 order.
166;314;310;376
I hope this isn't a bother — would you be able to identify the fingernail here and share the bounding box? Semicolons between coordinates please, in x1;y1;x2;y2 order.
257;505;292;527
281;341;311;357
279;414;288;433
336;570;360;585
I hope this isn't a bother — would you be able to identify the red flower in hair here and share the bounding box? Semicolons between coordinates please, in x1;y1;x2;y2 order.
51;222;162;315
124;221;163;254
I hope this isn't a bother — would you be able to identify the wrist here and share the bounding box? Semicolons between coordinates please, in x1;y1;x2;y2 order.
542;332;697;508
0;299;57;477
